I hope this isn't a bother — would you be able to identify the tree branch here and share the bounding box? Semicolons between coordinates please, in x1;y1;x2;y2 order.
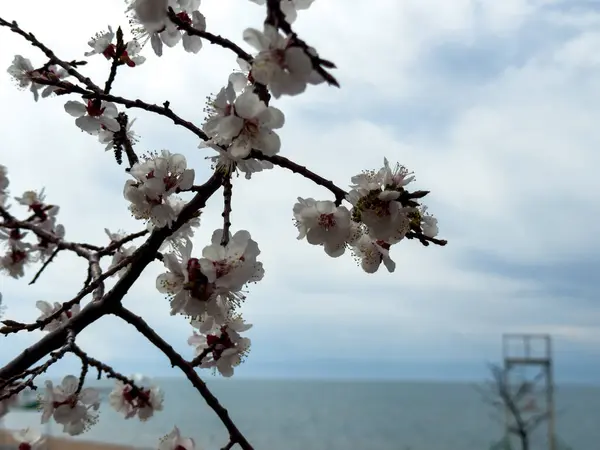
167;8;253;63
0;207;93;259
114;305;253;450
0;17;101;93
0;171;223;380
221;175;233;246
249;151;347;205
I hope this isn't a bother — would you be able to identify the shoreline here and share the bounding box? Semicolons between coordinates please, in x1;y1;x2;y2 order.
0;430;139;450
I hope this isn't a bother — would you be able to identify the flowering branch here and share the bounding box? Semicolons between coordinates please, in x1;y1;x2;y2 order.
0;206;92;259
0;17;101;93
103;27;125;95
0;1;449;448
0;346;71;400
264;0;339;87
167;8;253;63
114;306;254;450
0;171;224;375
0;255;134;336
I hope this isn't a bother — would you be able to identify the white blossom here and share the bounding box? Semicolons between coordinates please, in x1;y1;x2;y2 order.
64;99;120;134
41;376;100;436
148;197;200;252
188;317;252;377
293;198;352;257
346;159;416;242
182;11;206;54
156;230;264;322
158;426;196;450
0;247;30;278
128;0;169;28
242;25;317;98
7;55;41;101
108;374;164;421
351;234;396;274
35;300;80;332
98;118;138;151
210;89;284;158
124;151;194;228
84;26;115;57
420;206;439;238
11;427;45;450
123;40;147;66
129;150;195;198
204;144;274;180
247;0;315;24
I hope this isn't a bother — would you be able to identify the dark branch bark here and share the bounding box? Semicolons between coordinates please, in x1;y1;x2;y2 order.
114;306;253;450
0;171;223;381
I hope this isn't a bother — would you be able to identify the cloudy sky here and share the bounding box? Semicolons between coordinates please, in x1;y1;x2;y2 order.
0;0;599;384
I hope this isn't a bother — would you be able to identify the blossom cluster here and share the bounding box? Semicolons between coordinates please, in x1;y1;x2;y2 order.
293;158;439;273
0;166;65;279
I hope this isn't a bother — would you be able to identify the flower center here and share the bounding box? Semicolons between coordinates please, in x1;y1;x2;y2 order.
10;249;27;264
122;385;151;408
175;12;192;28
103;44;117;59
86;99;105;117
53;395;78;410
242;119;259;137
318;213;336;230
206;327;235;360
29;202;47;221
185;258;213;300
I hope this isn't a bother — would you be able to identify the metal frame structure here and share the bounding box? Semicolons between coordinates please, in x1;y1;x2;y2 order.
502;333;556;450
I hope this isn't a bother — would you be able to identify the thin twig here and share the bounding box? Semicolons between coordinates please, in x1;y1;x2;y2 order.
249;151;347;205
98;230;148;256
28;247;61;284
167;8;253;63
221;439;237;450
0;207;92;259
0;255;135;336
0;17;101;93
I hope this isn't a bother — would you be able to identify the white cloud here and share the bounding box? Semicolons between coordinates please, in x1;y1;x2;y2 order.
0;0;599;381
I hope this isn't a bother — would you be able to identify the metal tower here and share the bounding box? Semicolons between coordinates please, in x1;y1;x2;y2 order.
502;333;556;450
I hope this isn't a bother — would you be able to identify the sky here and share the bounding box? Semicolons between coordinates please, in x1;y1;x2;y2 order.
0;0;599;384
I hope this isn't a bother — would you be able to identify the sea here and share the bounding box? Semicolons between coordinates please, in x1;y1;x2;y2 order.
1;379;598;450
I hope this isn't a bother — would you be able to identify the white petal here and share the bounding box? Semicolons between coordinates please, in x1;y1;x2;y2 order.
234;90;266;119
75;116;101;134
102;102;118;118
242;28;270;52
183;34;202;54
100;116;121;132
228;72;248;92
64;101;87;117
254;130;280;155
61;375;79;393
285;47;313;78
257;106;285;129
151;33;163;57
